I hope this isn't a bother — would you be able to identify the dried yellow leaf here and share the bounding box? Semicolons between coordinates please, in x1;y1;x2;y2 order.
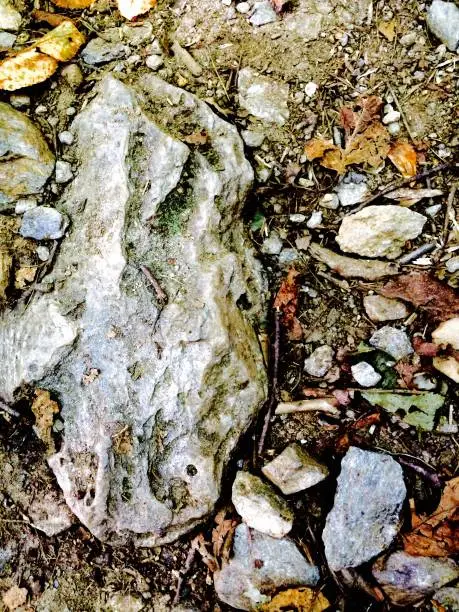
259;587;330;612
0;50;57;91
31;388;60;454
51;0;94;8
117;0;156;20
388;140;417;178
33;20;85;62
378;19;396;41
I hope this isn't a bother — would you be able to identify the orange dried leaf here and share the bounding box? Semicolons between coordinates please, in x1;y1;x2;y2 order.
211;509;236;560
273;268;302;341
0;50;58;91
32;10;74;26
378;19;396;41
260;587;330;612
304;138;336;161
117;0;157;20
51;0;93;7
31;388;60;454
388;141;417;178
34;20;85;62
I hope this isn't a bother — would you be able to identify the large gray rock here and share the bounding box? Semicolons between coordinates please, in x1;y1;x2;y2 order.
373;551;459;606
214;524;319;610
322;447;406;570
427;0;459;52
0;102;54;207
0;74;267;545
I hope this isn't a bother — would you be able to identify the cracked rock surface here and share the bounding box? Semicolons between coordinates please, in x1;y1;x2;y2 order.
0;75;267;545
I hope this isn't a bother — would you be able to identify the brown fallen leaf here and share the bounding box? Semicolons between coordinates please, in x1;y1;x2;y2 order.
380;272;459;322
273;267;302;341
259;587;330;612
32;9;74;26
377;19;396;41
305;97;390;174
388;141;417;178
384;187;443;206
191;533;219;573
404;477;459;557
31;388;59;454
117;0;157;20
211;509;237;563
0;21;85;91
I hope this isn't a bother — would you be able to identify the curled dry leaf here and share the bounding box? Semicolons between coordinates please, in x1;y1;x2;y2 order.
31;388;60;454
259;587;330;612
385;187;443;206
0;21;84;91
117;0;157;20
305;97;390;174
273;267;302;340
388;141;417;178
32;9;74;26
377;19;396;41
212;509;237;563
404;477;459;557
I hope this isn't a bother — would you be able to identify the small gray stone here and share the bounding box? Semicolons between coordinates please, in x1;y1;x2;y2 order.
323;447;406;571
278;248;300;265
337;205;427;259
306;210;322;229
238;68;288;125
369;326;413;360
81;38;127;65
249;0;277;25
433;586;459;610
400;31;418;47
60;64;83;88
427;0;459;52
446;255;459;273
426;203;442;217
55;161;73;184
236;1;250;12
373;551;459;606
262;444;329;494
387;122;401;136
20;206;68;240
214;524;319;610
241;129;265;147
261;232;283;255
319;193;339;209
58;131;74;145
9;94;30;108
351;361;382;387
15;197;37;214
335;180;369;207
0;102;55;207
0;30;16;47
413;372;437;390
146;54;164;70
232;471;293;538
285;13;322;41
363;295;409;322
0;0;21;31
382;110;401;125
289;213;306;223
304;345;334;377
36;245;50;261
121;22;153;46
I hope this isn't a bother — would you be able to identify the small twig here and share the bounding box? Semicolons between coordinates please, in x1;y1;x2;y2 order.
397;242;436;265
275;398;340;416
0;400;20;418
173;544;197;605
140;265;168;304
397;456;442;488
387;83;416;143
206;49;230;103
350;162;458;213
257;309;280;459
441;183;457;250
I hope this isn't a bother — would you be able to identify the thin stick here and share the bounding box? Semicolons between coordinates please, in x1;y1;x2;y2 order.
442;183;457;248
350;162;457;213
140;265;167;303
387;83;416;143
397;456;442;488
0;400;20;418
275;398;339;416
257;309;280;459
398;242;436;265
173;544;197;605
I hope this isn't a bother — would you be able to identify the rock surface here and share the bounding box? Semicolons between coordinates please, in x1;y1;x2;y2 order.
304;345;334;377
0;102;54;207
433;586;459;610
322;447;406;571
369;325;413;360
214;524;319;610
373;551;459;606
427;0;459;52
336;205;427;259
0;75;267;545
262;444;329;494
363;295;408;322
238;68;289;125
232;471;293;538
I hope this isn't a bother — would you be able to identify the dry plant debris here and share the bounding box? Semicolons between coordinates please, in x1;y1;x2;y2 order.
259;587;330;612
2;585;28;611
273;267;302;340
31;388;60;454
387;141;418;178
404;477;459;557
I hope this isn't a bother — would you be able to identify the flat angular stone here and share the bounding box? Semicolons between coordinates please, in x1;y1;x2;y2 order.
0;75;267;546
232;471;293;537
363;295;408;322
0;102;54;207
369;325;413;361
262;443;329;494
322;447;406;570
81;38;127;64
238;68;289;125
214;524;319;610
20;206;68;240
337;205;427;259
373;551;459;606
